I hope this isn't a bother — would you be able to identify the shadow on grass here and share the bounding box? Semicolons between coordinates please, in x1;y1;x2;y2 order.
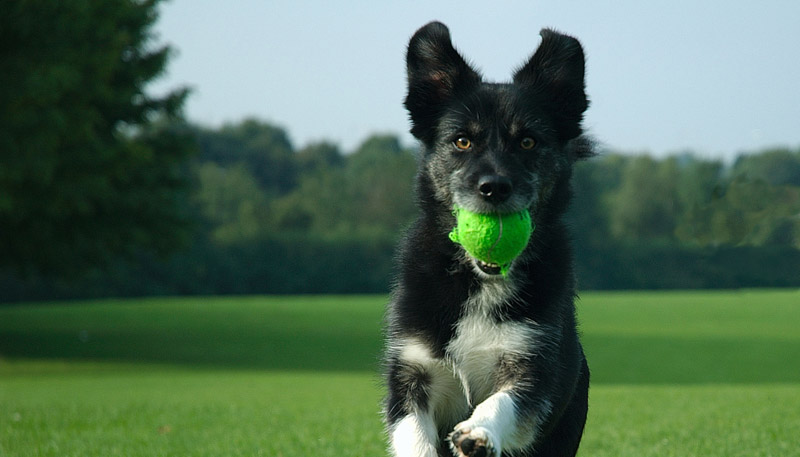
0;326;383;372
0;296;386;373
3;328;800;383
2;296;799;383
583;334;800;384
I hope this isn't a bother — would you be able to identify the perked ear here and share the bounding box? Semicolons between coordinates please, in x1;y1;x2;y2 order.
404;22;481;143
513;29;588;142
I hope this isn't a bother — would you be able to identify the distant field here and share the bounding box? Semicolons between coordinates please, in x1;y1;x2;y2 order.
1;290;799;456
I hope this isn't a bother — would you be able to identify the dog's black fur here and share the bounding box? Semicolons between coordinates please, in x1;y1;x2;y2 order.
384;22;592;457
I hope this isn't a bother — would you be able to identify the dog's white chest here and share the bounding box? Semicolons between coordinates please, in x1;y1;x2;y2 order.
445;314;538;403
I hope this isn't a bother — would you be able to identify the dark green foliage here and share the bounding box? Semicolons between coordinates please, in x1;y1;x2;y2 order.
271;135;417;237
573;150;800;250
732;147;800;186
570;149;800;290
575;243;800;290
675;176;800;247
296;142;345;173
193;162;272;244
0;0;192;276
194;119;297;195
606;156;681;241
3;114;800;300
187;122;418;241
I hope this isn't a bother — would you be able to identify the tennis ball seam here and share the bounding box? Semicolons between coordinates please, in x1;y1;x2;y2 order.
485;213;504;264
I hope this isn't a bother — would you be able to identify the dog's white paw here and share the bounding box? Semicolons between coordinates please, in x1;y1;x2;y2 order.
449;425;500;457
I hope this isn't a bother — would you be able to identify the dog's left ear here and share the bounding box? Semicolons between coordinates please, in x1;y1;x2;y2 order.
514;29;588;142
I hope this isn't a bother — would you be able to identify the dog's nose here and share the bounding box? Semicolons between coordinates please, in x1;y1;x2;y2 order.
478;175;513;203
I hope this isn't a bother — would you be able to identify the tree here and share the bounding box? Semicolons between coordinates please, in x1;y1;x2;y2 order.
193;163;271;245
344;135;417;235
732;147;800;187
568;154;627;247
296;142;345;174
270;134;417;237
0;0;192;275
606;156;681;242
677;175;800;248
194;119;297;195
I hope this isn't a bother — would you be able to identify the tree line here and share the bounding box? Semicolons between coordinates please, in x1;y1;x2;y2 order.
3;117;800;301
2;0;799;302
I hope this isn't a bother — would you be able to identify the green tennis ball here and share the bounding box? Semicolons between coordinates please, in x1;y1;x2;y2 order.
448;206;534;274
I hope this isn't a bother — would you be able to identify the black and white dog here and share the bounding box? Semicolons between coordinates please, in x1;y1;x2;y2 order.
384;22;592;457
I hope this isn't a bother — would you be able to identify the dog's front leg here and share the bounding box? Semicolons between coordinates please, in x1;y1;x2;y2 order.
385;346;443;457
386;336;469;456
449;390;548;457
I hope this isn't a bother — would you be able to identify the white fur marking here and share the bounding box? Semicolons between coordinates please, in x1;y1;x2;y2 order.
445;278;543;404
398;337;437;367
447;315;541;404
390;414;438;457
465;279;520;315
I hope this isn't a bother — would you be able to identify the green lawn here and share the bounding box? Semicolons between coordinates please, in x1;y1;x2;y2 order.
1;291;799;456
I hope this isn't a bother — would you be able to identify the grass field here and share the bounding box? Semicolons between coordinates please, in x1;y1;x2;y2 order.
1;290;799;456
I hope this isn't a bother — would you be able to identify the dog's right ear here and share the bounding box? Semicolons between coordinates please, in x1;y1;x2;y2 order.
404;22;481;144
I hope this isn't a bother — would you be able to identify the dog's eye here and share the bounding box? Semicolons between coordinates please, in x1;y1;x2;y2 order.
454;137;472;150
520;137;537;150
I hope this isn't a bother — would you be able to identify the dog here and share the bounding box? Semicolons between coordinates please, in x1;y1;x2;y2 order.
384;22;592;457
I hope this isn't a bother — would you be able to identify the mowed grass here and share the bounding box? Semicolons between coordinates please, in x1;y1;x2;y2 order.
1;290;799;456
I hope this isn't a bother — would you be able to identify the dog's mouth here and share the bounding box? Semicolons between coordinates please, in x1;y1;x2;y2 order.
474;259;504;276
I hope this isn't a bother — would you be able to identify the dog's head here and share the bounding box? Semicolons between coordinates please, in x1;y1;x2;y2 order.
404;22;592;275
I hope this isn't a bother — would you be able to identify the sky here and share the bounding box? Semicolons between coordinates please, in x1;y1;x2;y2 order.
151;0;800;160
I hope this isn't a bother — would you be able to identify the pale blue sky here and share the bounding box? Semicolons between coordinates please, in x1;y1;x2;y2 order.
152;0;800;160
